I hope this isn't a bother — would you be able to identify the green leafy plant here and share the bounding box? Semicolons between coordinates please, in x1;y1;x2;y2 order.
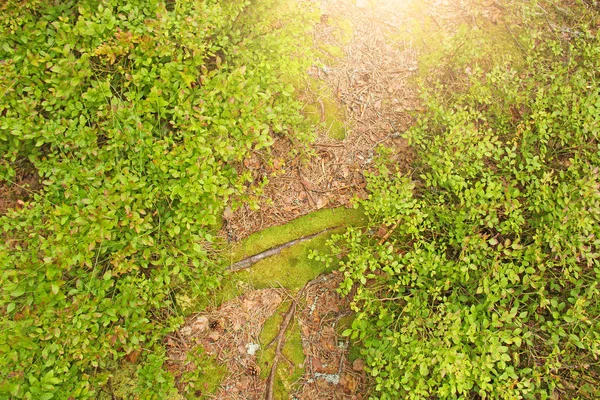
0;0;316;398
319;2;600;398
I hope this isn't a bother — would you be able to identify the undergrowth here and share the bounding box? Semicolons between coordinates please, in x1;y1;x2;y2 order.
0;0;316;398
318;1;600;399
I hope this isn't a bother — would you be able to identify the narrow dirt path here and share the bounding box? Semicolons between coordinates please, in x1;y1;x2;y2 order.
166;1;478;398
225;0;419;241
167;1;423;399
167;271;361;399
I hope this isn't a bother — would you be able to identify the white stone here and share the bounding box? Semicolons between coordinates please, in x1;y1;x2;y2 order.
246;343;260;356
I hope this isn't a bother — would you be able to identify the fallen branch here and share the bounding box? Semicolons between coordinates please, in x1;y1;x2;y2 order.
227;227;337;272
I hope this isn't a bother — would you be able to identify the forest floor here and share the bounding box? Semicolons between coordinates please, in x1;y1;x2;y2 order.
0;0;489;399
164;0;459;398
224;0;420;241
3;0;595;399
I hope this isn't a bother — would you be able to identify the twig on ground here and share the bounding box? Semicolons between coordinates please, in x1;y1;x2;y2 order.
378;220;400;245
265;284;307;400
228;227;336;272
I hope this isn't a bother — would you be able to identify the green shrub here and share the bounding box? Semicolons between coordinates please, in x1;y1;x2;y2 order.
319;3;600;399
0;0;315;398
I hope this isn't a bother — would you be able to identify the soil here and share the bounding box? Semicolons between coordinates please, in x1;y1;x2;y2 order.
0;169;41;215
223;0;420;241
166;272;363;399
292;272;365;399
168;289;286;399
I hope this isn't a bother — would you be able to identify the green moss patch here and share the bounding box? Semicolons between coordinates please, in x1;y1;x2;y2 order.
303;91;348;141
300;76;347;141
233;230;336;293
192;206;365;311
258;301;306;398
228;206;365;263
182;349;227;399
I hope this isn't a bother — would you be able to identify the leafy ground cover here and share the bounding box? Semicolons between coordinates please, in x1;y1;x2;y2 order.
0;0;316;398
319;1;600;398
3;0;599;399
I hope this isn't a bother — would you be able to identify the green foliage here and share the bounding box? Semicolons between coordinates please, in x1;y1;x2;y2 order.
258;301;305;398
0;0;315;398
319;3;600;399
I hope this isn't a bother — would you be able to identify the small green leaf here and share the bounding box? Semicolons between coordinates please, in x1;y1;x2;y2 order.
51;284;60;295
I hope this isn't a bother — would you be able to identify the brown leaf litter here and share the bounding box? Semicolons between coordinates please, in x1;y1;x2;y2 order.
293;271;366;399
167;272;366;399
223;0;420;241
0;169;40;215
166;289;285;399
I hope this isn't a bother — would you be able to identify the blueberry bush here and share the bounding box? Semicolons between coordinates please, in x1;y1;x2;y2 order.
318;1;600;398
0;0;315;398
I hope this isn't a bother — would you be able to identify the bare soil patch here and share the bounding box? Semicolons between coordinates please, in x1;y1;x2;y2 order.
0;169;40;215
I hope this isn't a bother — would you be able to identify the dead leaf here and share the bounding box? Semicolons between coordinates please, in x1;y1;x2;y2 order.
208;331;221;341
352;358;365;372
343;374;358;393
242;298;259;311
243;155;260;169
192;316;209;333
312;310;320;323
125;349;141;363
223;206;233;221
375;226;388;238
300;178;316;191
312;357;325;372
232;316;246;331
316;196;328;209
317;379;330;389
301;324;311;337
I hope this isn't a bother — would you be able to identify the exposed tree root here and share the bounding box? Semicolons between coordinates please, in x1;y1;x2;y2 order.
264;290;301;400
227;227;337;272
378;220;400;245
264;273;332;399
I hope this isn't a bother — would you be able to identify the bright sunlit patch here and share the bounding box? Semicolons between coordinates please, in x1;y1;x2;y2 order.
355;0;414;9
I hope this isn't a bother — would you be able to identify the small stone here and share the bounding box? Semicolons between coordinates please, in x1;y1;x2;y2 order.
246;343;260;356
314;372;340;385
